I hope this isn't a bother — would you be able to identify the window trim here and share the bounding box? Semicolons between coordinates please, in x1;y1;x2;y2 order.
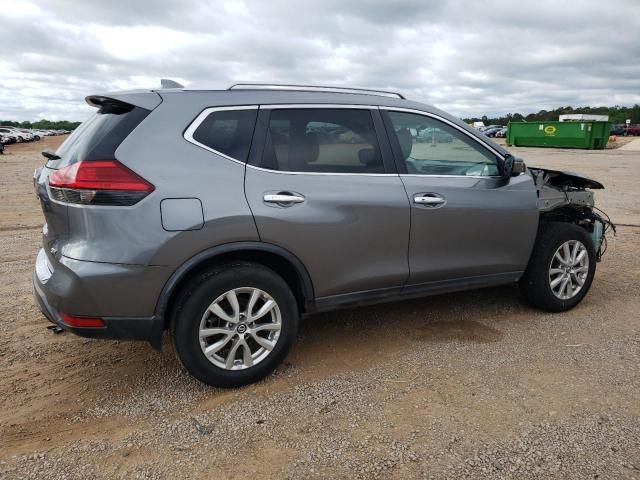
183;104;506;178
380;107;505;178
183;105;259;164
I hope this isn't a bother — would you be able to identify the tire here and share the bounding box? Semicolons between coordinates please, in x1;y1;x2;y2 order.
172;263;299;387
519;222;596;312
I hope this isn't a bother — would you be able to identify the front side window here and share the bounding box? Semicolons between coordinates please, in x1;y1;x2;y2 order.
260;109;384;173
191;109;258;162
386;111;500;176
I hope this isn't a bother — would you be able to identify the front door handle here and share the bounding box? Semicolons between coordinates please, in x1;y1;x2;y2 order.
413;193;446;207
263;192;305;206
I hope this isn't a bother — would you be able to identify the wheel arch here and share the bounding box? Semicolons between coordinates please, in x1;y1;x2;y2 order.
538;206;604;245
155;242;315;331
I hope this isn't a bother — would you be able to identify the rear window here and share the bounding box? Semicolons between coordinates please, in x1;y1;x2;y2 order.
48;106;149;169
191;109;258;162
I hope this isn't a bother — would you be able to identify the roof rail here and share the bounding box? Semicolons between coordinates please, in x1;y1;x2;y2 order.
228;83;405;100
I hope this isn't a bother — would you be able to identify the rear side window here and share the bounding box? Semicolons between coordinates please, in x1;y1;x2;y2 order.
50;106;150;170
259;108;384;173
191;109;258;162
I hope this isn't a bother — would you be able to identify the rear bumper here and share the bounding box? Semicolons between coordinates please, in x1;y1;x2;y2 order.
33;248;166;349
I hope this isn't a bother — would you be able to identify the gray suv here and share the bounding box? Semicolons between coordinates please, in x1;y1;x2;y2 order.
33;83;612;387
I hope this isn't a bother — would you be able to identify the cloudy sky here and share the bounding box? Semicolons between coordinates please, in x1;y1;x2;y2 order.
1;0;639;121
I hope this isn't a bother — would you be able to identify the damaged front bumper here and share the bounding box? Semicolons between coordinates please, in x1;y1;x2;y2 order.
529;167;614;259
530;167;603;212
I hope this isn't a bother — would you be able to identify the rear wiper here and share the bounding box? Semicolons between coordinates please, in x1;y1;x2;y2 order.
41;151;60;161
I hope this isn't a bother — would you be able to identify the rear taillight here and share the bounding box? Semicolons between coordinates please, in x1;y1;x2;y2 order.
49;160;154;206
60;312;105;328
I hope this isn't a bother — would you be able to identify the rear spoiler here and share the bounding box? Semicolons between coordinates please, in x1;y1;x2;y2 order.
85;91;162;113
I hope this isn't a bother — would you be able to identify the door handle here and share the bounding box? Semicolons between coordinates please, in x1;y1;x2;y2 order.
263;192;305;206
413;193;446;207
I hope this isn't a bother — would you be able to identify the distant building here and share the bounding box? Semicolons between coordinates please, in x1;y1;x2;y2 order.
559;114;609;122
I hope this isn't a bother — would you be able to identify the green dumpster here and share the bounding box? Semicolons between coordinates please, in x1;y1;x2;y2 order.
506;121;610;149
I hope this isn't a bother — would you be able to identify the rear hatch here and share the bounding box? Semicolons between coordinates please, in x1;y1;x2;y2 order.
34;93;160;262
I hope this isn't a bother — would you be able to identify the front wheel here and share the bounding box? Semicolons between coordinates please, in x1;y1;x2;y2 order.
173;263;299;387
519;222;596;312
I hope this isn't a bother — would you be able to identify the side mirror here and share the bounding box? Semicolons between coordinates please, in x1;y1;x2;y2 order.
511;158;526;176
502;154;526;178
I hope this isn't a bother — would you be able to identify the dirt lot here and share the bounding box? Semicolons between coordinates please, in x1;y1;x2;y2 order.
1;137;639;479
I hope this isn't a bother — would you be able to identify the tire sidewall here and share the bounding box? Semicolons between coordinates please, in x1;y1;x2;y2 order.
531;223;597;311
173;264;298;387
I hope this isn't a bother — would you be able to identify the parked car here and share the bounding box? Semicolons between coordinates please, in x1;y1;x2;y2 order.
494;127;508;138
35;129;55;137
0;126;38;141
0;127;27;142
623;124;640;136
27;130;41;141
33;83;612;387
482;126;503;137
0;133;16;144
17;129;35;141
478;124;500;132
609;124;625;136
0;140;4;154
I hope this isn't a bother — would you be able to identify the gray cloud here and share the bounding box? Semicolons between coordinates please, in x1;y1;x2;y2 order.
0;0;639;121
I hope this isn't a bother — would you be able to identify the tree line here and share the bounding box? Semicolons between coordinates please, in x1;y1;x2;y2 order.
0;119;82;130
463;104;640;125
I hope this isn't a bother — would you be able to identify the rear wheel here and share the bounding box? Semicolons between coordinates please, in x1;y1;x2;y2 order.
173;263;298;387
519;222;596;312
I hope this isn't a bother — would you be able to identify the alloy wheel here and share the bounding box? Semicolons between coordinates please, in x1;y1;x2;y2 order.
198;287;282;370
548;240;589;300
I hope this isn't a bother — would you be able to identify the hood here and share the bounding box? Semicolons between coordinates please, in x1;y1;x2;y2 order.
530;167;604;190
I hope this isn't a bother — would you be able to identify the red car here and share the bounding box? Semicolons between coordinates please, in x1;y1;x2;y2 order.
623;124;640;136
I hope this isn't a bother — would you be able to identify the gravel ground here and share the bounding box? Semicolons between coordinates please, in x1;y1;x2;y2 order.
1;137;638;479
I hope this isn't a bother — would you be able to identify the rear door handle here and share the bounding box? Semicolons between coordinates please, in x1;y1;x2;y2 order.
413;193;446;207
263;192;305;206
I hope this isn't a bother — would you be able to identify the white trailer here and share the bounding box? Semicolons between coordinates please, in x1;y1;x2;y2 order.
559;114;609;122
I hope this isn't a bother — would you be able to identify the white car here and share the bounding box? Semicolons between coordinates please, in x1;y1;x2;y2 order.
18;129;36;141
0;127;28;142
